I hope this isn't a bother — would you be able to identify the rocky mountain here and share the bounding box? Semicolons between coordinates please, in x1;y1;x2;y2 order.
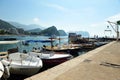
27;28;42;33
0;19;22;34
27;28;42;35
40;26;59;36
58;30;67;36
9;22;45;30
0;19;69;36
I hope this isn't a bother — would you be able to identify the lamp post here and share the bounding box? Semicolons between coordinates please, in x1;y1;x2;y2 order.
107;20;120;41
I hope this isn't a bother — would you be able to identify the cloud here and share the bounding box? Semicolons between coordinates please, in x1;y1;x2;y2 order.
106;13;120;22
46;3;67;11
33;17;40;24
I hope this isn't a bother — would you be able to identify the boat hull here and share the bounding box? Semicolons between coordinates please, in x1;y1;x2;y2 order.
29;52;73;67
9;66;41;76
0;61;4;78
42;46;80;52
1;53;43;76
42;57;70;67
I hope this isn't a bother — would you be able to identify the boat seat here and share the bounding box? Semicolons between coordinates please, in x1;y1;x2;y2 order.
7;48;18;54
0;52;8;58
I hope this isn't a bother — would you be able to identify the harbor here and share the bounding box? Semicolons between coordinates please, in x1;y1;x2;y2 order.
25;41;120;80
0;0;120;80
0;35;110;80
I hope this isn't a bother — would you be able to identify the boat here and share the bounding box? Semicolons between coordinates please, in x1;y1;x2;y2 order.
25;39;80;56
0;40;43;76
0;52;10;79
1;52;43;76
42;44;81;52
0;61;4;79
81;43;95;49
29;50;73;67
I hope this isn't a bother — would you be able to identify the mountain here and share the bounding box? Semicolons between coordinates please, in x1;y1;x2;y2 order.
0;19;29;35
0;19;67;36
40;26;59;36
0;19;19;34
76;31;90;37
58;30;67;36
9;22;45;30
9;22;28;30
27;24;45;30
27;28;42;35
0;19;16;29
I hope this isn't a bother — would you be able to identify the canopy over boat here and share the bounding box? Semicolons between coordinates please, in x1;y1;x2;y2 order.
0;40;20;44
25;39;54;43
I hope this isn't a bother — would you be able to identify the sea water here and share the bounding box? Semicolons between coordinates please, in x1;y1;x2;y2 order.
0;35;87;80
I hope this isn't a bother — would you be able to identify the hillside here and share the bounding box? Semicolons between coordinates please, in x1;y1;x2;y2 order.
0;19;19;34
40;26;59;36
58;30;67;36
27;28;42;35
0;19;71;36
9;22;45;30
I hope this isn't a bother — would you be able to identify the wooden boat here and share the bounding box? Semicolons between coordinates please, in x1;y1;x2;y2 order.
29;51;73;67
81;42;95;49
42;44;81;52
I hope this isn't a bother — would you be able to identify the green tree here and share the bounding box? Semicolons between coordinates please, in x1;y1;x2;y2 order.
0;29;5;34
117;20;120;25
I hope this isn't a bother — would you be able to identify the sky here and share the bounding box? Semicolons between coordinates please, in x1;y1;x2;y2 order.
0;0;120;37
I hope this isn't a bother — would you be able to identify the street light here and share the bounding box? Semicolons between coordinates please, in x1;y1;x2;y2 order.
107;21;119;41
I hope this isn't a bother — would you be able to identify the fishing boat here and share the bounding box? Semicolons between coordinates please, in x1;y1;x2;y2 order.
81;43;95;49
24;39;73;66
29;51;73;67
42;44;81;52
0;40;43;76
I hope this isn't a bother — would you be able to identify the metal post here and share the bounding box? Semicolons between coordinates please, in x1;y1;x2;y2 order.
116;25;119;41
107;21;119;41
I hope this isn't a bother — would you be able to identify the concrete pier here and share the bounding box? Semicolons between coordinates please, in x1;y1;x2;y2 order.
25;41;120;80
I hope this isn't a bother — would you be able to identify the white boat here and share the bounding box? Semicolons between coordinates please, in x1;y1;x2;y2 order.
0;61;4;78
1;52;43;76
29;51;73;67
0;40;43;76
0;52;10;79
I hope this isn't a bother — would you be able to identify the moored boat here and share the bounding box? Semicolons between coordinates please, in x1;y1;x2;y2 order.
29;51;73;67
1;52;43;76
42;44;81;52
0;61;4;79
0;40;43;76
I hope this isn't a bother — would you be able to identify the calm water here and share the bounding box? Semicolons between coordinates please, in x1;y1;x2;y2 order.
0;35;88;80
0;35;68;52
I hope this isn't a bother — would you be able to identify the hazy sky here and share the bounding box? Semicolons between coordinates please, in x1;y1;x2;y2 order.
0;0;120;37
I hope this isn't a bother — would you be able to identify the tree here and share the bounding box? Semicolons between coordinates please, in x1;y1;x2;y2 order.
117;20;120;25
0;29;5;34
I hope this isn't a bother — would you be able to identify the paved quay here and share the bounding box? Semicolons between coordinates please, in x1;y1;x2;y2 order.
25;41;120;80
